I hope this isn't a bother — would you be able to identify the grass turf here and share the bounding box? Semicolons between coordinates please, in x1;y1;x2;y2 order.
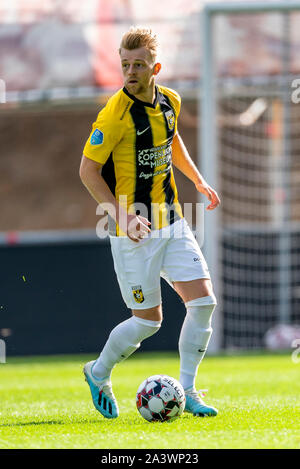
0;352;299;449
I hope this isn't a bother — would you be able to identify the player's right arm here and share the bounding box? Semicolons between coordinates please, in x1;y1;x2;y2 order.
80;98;150;241
79;155;122;225
79;155;150;242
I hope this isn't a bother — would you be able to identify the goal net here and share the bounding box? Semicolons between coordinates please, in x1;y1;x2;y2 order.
200;2;300;350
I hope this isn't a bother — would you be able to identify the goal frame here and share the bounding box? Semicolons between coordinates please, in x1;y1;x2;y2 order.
199;0;300;352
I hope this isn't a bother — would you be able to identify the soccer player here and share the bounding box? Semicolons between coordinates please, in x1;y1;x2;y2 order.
80;27;220;419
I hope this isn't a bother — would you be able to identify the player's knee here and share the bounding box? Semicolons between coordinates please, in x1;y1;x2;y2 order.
198;279;214;298
132;304;163;322
186;294;217;308
185;295;217;325
179;296;216;354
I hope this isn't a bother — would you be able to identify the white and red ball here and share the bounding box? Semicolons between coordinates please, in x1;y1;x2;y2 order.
136;374;185;422
264;324;300;350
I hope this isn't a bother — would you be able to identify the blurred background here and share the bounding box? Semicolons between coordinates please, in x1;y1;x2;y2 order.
1;0;300;356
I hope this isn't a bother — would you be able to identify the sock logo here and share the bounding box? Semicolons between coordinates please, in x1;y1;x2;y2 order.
132;285;145;303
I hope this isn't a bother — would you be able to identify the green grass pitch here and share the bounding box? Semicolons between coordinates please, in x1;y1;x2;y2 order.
0;351;299;449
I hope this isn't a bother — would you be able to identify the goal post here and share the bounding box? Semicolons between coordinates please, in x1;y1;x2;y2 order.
199;1;300;351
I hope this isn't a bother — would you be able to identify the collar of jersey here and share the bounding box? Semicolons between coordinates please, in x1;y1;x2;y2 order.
122;85;158;109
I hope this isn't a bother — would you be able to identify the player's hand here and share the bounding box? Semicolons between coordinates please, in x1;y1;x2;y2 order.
126;214;151;243
195;180;221;211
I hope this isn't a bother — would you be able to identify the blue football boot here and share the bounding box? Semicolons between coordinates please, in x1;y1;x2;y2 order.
184;387;218;417
83;361;119;419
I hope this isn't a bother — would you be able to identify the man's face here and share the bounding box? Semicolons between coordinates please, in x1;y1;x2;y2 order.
120;47;158;96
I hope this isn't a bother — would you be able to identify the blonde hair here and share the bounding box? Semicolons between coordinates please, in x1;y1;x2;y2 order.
119;26;159;62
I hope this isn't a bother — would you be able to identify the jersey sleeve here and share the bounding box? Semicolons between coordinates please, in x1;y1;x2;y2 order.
165;87;181;135
172;90;181;120
83;102;123;165
173;95;181;135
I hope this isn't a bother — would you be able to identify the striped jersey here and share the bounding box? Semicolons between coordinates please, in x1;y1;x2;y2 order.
83;84;183;235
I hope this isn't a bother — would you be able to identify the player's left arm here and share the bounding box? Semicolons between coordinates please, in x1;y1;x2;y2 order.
172;133;221;211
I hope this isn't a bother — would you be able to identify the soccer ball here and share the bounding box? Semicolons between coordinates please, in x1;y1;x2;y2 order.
136;374;186;422
264;323;300;350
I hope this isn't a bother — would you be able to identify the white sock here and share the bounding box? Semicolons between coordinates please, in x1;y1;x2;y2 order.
92;315;161;380
178;295;217;390
91;361;110;382
180;371;196;391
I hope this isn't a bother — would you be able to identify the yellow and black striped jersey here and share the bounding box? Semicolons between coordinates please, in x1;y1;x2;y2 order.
83;84;183;235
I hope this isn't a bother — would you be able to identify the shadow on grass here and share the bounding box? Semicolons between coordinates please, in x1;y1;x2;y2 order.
5;352;179;366
0;415;181;427
0;418;102;427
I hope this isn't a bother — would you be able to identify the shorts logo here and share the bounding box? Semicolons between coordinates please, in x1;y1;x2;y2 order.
132;285;145;303
165;110;175;131
91;129;104;145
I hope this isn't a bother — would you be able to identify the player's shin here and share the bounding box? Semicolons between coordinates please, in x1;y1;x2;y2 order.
92;315;161;380
178;295;217;390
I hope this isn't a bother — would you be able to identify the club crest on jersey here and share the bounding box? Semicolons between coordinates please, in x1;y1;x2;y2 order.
91;129;104;145
165;110;175;131
132;285;145;303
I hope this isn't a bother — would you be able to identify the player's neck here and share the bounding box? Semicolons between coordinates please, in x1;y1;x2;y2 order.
132;81;156;105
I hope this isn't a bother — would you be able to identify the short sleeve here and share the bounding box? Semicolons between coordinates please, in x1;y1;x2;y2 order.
173;91;181;119
163;87;181;135
173;91;181;135
174;95;181;135
83;104;122;164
